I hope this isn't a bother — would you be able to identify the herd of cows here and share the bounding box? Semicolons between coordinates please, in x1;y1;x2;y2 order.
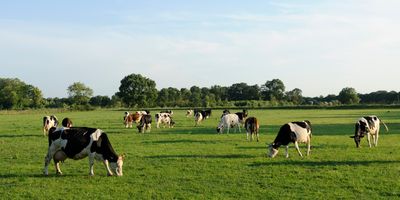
41;110;389;176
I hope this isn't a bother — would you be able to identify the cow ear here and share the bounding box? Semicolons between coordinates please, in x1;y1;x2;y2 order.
120;153;126;160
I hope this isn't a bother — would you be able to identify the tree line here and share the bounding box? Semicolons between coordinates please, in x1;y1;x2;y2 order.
0;74;399;110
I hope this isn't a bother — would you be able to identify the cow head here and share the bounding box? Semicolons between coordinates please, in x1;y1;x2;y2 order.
267;143;279;158
216;124;224;133
350;120;368;148
110;154;125;176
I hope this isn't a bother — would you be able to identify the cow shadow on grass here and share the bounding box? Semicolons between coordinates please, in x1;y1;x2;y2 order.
145;154;256;159
142;139;221;145
248;160;400;168
0;134;43;138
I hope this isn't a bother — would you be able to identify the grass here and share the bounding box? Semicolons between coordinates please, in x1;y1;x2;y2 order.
0;109;400;199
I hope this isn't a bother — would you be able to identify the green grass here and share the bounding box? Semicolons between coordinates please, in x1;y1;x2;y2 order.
1;109;400;199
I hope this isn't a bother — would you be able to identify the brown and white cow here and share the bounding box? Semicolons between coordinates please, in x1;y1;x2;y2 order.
351;115;389;148
267;120;312;158
43;115;58;136
245;117;259;142
44;127;124;176
124;112;141;128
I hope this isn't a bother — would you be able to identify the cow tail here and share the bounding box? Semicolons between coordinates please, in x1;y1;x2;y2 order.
380;119;389;132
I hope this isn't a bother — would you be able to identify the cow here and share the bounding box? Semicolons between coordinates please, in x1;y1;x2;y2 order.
124;112;141;128
267;120;312;158
155;113;173;128
194;112;203;127
61;118;73;128
216;114;241;134
43;115;59;136
350;115;389;148
186;110;194;117
137;114;152;133
194;109;212;119
245;117;259;142
43;127;124;176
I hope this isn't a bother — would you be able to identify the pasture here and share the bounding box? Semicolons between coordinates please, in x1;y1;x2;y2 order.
1;109;400;199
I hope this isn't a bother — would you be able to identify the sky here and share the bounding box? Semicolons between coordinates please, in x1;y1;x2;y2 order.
1;0;399;98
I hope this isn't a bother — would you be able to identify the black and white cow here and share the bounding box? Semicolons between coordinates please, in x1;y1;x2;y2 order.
43;115;59;136
351;115;389;148
44;127;124;176
267;120;312;158
155;113;173;128
137;114;152;133
245;117;259;142
194;109;212;119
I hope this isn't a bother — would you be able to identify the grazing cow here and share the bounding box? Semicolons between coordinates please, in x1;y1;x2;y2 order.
351;115;389;148
194;112;203;126
267;120;312;158
216;114;241;134
235;109;248;124
245;117;259;142
155;113;172;128
43;127;124;176
124;112;141;128
43;115;59;136
137;114;152;133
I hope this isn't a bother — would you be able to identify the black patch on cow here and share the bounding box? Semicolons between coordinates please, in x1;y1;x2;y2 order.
272;124;295;149
90;133;118;162
59;127;98;158
292;121;312;133
363;116;376;130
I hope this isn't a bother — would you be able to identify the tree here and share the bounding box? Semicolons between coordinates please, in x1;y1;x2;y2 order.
338;87;360;104
117;74;158;107
261;79;285;101
0;78;44;109
189;86;202;107
89;95;111;107
67;82;93;105
285;88;303;105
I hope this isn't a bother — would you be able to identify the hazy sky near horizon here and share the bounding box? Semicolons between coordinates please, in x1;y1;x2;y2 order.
1;0;399;98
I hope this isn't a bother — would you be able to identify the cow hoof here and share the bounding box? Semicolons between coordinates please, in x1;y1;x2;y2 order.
56;172;63;176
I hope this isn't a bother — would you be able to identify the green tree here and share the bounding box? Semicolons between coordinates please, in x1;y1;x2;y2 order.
89;95;111;107
338;87;360;104
189;86;202;107
117;74;158;107
0;78;44;109
67;82;93;106
285;88;303;105
261;79;285;101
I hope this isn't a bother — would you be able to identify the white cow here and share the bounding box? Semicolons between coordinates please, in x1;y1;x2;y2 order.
216;114;241;134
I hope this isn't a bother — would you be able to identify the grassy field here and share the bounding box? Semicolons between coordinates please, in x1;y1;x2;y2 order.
1;108;400;199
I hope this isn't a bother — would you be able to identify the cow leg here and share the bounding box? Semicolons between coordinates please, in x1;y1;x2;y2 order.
53;150;67;175
246;130;250;141
43;151;51;175
103;160;114;176
285;146;289;158
367;132;372;148
44;146;57;175
89;153;95;176
306;139;311;156
294;142;303;157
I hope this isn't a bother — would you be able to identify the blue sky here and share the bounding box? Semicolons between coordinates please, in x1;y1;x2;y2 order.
1;0;399;98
